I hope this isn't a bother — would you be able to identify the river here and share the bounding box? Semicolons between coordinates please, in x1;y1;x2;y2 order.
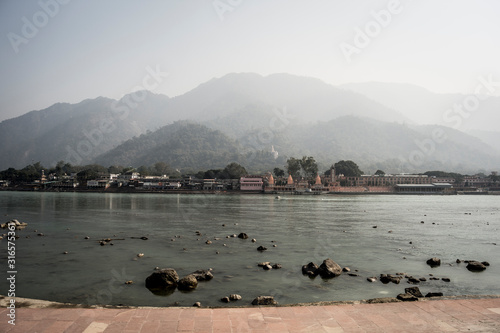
0;191;498;307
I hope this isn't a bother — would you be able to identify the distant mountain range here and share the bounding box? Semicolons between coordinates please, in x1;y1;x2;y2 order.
1;73;499;174
340;82;500;132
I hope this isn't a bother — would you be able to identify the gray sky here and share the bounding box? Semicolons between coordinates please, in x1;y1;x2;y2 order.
1;0;499;121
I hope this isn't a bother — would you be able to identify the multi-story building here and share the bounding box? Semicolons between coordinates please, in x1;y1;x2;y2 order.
240;176;264;191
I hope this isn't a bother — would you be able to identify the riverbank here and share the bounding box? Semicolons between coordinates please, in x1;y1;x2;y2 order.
2;295;500;332
3;187;498;195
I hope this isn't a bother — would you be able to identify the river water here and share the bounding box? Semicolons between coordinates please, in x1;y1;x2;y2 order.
0;191;498;307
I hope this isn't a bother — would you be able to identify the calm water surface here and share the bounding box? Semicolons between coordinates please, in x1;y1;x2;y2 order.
0;191;498;307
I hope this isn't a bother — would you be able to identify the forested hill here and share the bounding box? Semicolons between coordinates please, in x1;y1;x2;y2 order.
94;121;285;172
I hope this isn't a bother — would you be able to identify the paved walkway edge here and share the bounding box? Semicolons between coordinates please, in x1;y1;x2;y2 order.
1;295;500;332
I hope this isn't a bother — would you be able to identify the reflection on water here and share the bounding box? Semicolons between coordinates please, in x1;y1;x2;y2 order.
0;192;498;307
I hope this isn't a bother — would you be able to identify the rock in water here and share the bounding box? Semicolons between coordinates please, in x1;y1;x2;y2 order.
251;296;277;305
238;233;248;239
318;258;342;278
145;268;179;289
425;292;444;297
426;257;441;267
178;275;198;291
405;287;423;298
229;294;242;301
302;262;319;277
190;269;214;281
257;246;267;251
466;261;487;272
407;276;421;284
380;274;402;284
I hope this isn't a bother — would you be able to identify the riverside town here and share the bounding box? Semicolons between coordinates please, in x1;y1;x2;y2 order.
1;159;499;195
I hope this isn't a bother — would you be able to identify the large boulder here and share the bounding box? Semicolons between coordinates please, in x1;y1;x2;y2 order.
145;268;179;289
178;275;198;291
318;259;342;278
301;262;319;277
190;269;214;281
426;257;441;267
466;261;487;272
251;296;277;305
237;233;249;239
405;287;423;298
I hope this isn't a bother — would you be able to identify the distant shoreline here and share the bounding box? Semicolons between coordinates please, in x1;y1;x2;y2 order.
0;187;497;195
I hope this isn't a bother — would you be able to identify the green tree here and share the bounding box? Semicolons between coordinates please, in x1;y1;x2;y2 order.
108;165;124;174
300;156;318;178
76;169;98;184
0;168;18;182
334;160;363;177
273;167;285;178
222;162;247;179
375;169;385;176
286;157;302;179
203;169;223;179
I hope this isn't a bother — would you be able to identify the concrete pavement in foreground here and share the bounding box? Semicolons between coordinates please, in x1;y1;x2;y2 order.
1;296;500;332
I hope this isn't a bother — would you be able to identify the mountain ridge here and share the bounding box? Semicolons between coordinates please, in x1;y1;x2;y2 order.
1;73;498;173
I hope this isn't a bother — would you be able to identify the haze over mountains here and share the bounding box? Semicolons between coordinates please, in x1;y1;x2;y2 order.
1;73;499;174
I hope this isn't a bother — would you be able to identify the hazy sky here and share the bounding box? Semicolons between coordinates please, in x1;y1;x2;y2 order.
1;0;499;121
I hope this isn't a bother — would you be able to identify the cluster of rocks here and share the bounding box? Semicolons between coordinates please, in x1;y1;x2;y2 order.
397;286;443;302
302;259;343;278
457;259;490;272
1;219;28;230
428;257;490;272
98;238;124;246
145;268;213;294
251;296;277;305
257;262;282;270
220;294;242;303
369;273;451;285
